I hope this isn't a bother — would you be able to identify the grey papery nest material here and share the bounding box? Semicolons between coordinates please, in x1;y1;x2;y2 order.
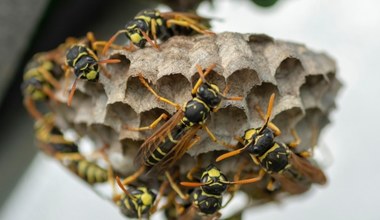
52;32;341;207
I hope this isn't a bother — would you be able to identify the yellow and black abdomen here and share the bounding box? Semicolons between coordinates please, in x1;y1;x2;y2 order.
259;142;290;174
117;187;156;218
66;159;108;184
145;125;186;167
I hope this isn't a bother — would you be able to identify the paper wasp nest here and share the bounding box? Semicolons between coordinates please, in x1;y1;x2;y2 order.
52;32;340;206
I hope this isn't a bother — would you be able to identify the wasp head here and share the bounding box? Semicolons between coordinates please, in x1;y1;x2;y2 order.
200;164;228;195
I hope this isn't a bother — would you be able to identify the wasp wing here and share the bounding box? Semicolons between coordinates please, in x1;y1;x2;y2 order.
156;125;201;172
134;110;184;168
161;12;212;29
272;173;311;194
288;152;327;185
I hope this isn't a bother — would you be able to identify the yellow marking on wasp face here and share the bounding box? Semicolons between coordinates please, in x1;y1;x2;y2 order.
130;33;143;44
208;168;221;178
244;129;259;141
86;70;98;80
141;192;153;206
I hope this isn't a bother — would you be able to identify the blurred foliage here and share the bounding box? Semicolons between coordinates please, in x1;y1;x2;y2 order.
251;0;279;7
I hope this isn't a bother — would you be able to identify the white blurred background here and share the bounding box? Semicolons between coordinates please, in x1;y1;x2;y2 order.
1;0;379;219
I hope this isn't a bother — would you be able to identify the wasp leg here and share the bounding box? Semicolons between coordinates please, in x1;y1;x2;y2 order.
223;161;247;208
186;155;203;181
67;77;78;106
102;150;116;197
42;85;58;102
165;171;190;201
288;129;301;148
123;41;136;51
230;169;266;185
62;65;72;95
266;177;280;191
122;166;146;185
139;29;160;50
86;32;109;52
249;154;260;165
203;125;235;150
24;97;43;120
150;19;159;47
87;32;122;51
138;74;181;110
123;113;168;131
38;67;61;90
98;63;112;79
55;152;84;161
234;136;245;145
150;180;168;214
255;103;281;136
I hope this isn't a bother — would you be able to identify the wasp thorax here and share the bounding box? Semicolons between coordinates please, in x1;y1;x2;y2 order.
197;83;221;109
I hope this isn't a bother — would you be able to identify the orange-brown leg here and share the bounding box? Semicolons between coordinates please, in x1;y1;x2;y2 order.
24;97;43;120
123;113;168;131
122;166;146;185
139;29;160;50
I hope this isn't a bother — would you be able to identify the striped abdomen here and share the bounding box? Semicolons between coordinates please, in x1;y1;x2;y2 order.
67;159;108;184
145;124;187;167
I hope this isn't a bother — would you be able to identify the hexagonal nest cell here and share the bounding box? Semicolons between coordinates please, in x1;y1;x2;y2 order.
46;32;341;217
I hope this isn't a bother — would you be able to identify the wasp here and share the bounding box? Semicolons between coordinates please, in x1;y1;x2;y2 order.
114;176;167;219
35;114;115;186
165;164;256;218
21;53;65;120
121;64;242;186
64;32;120;106
102;9;213;53
216;94;327;194
34;113;80;158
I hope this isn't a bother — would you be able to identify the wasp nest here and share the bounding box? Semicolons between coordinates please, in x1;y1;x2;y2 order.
51;32;340;208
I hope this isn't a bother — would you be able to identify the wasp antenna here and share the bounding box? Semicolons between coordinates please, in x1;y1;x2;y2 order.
192;64;208;95
203;63;216;77
98;58;121;64
180;181;206;187
228;170;265;185
102;30;128;55
258;93;275;134
196;64;207;82
216;143;250;162
67;77;79;106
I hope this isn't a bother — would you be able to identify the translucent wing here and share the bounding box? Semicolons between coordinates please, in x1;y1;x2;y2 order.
288;152;327;185
156;125;201;172
134;110;184;168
